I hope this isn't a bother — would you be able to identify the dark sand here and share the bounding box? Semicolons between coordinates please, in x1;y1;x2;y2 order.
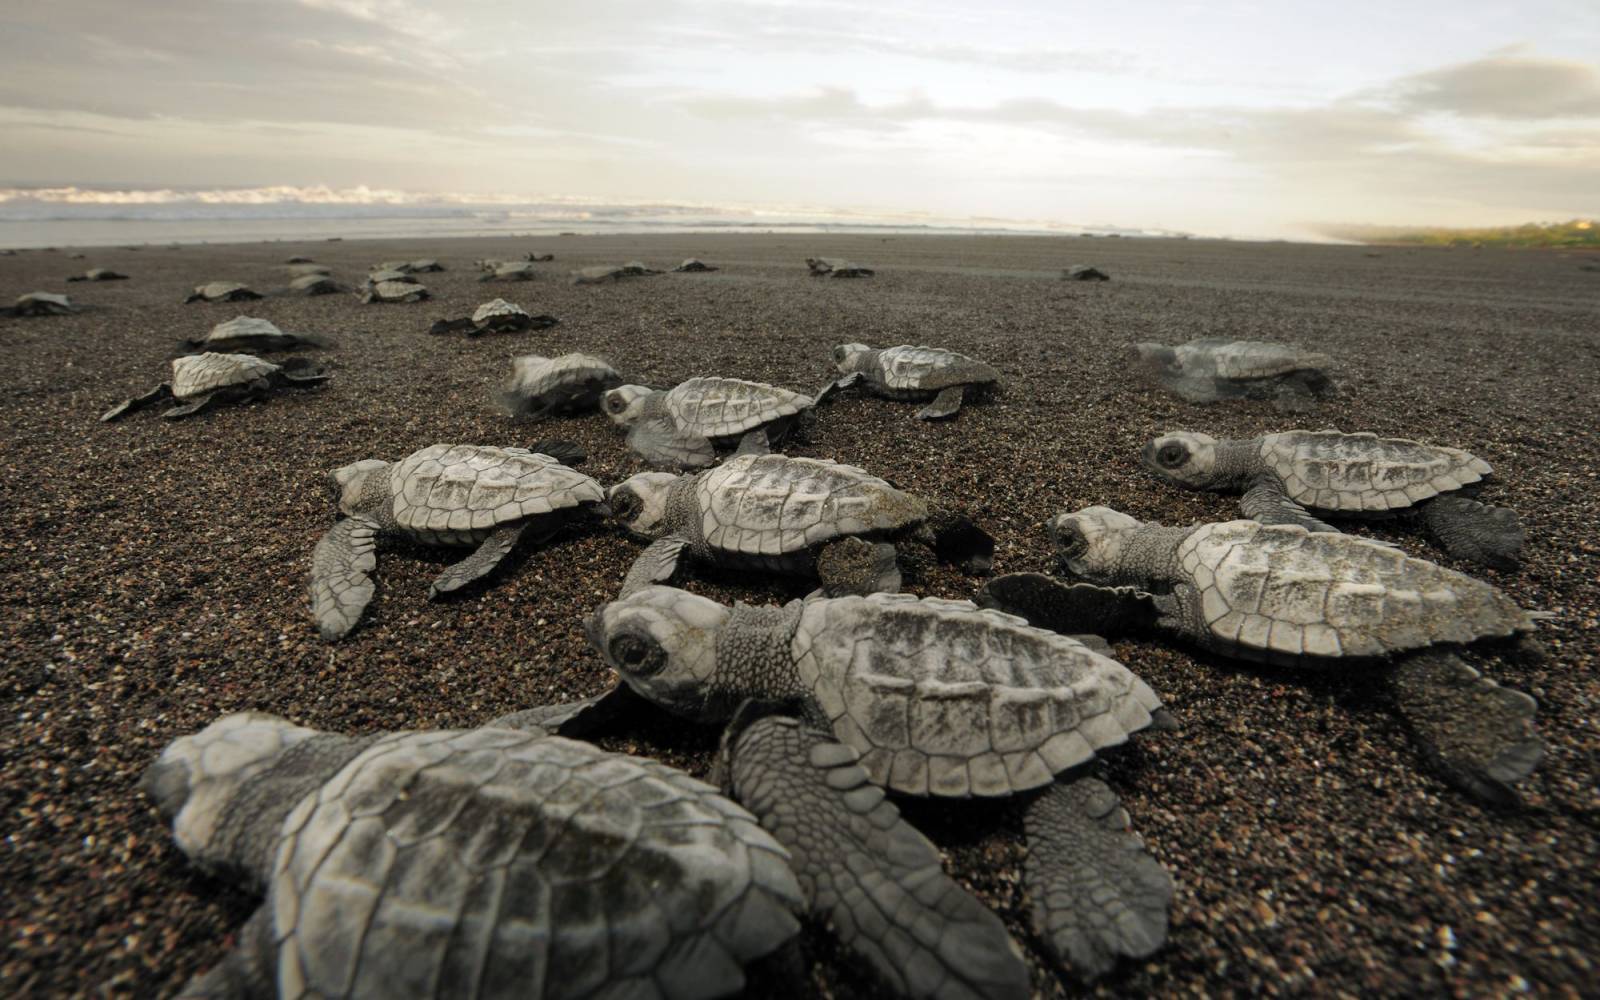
2;233;1597;998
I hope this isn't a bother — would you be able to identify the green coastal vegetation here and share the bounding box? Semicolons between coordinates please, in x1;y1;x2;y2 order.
1322;219;1598;249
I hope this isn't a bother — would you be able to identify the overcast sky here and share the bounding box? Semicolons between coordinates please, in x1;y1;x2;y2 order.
1;0;1597;237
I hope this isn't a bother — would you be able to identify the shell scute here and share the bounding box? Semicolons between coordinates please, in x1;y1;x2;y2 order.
876;345;999;391
390;444;601;532
171;352;278;397
666;377;811;438
1260;430;1491;510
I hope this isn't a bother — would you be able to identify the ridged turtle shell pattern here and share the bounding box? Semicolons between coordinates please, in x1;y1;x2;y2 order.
1175;520;1532;661
171;353;279;398
790;594;1163;798
875;345;1000;393
1259;430;1491;512
663;378;812;439
472;299;528;324
267;727;803;999
1183;340;1324;380
190;282;257;301
390;444;603;545
510;354;621;398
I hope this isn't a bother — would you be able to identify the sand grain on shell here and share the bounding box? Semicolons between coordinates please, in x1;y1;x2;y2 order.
2;234;1597;998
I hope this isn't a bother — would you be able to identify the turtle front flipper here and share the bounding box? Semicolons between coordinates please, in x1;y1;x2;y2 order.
726;714;1030;1000
976;574;1157;640
429;523;527;598
1416;495;1525;570
620;537;690;596
162;392;223;419
173;907;274;999
1239;480;1339;533
816;537;901;596
916;385;965;420
928;509;996;574
1023;778;1173;981
1389;649;1544;807
309;516;379;641
487;684;649;737
627;416;716;468
813;371;861;404
100;382;172;422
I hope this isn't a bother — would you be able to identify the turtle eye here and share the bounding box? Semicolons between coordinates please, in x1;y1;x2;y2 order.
1054;522;1088;561
609;634;665;675
611;489;640;522
1156;443;1187;468
605;394;624;413
833;346;846;361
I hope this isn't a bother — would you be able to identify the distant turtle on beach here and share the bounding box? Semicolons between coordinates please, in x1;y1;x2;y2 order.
2;291;77;317
479;261;539;282
571;262;662;284
365;268;420;286
100;352;329;421
284;262;331;277
806;257;874;277
825;343;1001;420
602;376;821;468
1142;429;1525;568
608;453;995;597
1062;265;1110;281
374;258;443;273
283;255;315;264
359;279;430;304
672;258;719;272
1134;340;1333;406
142;710;805;999
287;273;348;296
589;585;1175;982
309;442;599;640
66;268;127;282
429;298;558;336
499;352;623;419
978;506;1547;805
184;282;263;304
179;315;329;353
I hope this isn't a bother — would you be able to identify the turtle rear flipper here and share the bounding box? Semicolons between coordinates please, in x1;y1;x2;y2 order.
527;438;586;466
1239;481;1340;533
627;416;716;468
309;516;379;641
1390;649;1544;807
734;428;771;456
174;907;274;999
1024;778;1173;981
976;574;1157;640
100;382;172;422
816;537;900;596
429;523;527;598
916;385;965;420
162;393;222;419
726;714;1030;1000
1417;495;1525;570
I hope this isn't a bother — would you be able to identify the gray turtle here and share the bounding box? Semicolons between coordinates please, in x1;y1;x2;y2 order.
806;257;874;277
621;260;663;275
287;273;349;296
2;291;77;316
1144;429;1524;568
366;269;420;286
429;298;557;336
480;261;539;282
523;252;555;262
608;453;994;597
977;506;1546;805
375;258;443;273
1133;340;1332;405
571;265;626;284
1062;265;1110;281
283;255;315;264
826;343;1001;420
310;443;600;641
66;267;128;282
100;352;329;421
284;262;332;277
499;352;623;419
143;710;804;999
589;586;1175;982
360;279;430;304
673;258;719;272
179;315;329;353
184;282;263;304
602;377;820;469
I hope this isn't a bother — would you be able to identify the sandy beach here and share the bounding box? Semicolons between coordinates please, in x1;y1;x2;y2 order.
2;232;1597;997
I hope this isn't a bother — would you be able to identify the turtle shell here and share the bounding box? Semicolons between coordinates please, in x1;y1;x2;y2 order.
172;352;279;399
510;353;622;399
473;298;529;325
202;316;285;347
289;274;342;295
190;282;260;302
791;594;1162;798
13;291;75;314
695;454;927;558
664;378;812;439
875;345;1000;391
268;727;802;998
390;444;603;541
1259;430;1491;512
1182;340;1326;380
366;280;429;303
1175;520;1532;662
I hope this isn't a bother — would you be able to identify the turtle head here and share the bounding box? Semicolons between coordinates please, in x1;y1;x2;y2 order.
1048;505;1144;581
587;586;732;722
331;459;391;516
601;384;653;427
607;472;680;538
832;343;872;374
142;712;318;869
1142;431;1220;489
1133;343;1179;375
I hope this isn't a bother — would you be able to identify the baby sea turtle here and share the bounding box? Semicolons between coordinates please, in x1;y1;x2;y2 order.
1144;429;1525;568
100;352;329;421
184;282;263;304
826;343;1001;420
806;257;874;277
608;453;994;597
673;258;719;272
310;443;600;641
374;258;443;273
366;269;420;286
1134;340;1332;405
590;586;1175;981
284;262;331;277
360;279;430;304
143;711;803;999
1062;265;1110;281
283;255;315;264
66;267;128;282
429;298;557;336
603;377;819;468
2;291;77;317
978;507;1546;805
287;273;348;296
179;315;329;353
480;261;538;282
499;352;624;419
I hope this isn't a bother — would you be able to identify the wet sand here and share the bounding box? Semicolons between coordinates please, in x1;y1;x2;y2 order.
2;233;1597;997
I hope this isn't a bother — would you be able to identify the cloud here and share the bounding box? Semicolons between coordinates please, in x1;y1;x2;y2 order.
1393;51;1600;119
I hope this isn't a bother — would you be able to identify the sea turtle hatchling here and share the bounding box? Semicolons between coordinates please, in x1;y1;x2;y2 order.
602;377;820;469
673;258;719;272
608;453;995;597
2;291;77;317
1143;429;1525;568
806;257;874;277
366;269;420;286
284;262;332;277
826;343;1001;420
100;352;329;421
429;298;558;336
589;586;1176;982
1134;340;1332;405
179;315;329;353
499;352;624;419
309;443;600;641
287;273;349;296
184;282;263;304
374;258;444;273
977;507;1546;805
480;261;539;282
1062;265;1110;281
142;710;805;999
360;279;430;304
66;267;128;282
